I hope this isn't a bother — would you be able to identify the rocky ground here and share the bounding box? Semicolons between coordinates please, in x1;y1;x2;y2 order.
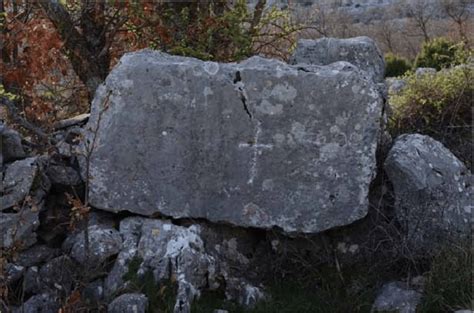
1;36;472;313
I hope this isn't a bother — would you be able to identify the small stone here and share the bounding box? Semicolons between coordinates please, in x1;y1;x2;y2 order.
1;157;38;210
13;293;60;313
108;293;148;313
386;78;407;94
225;278;266;308
415;67;436;76
47;164;82;186
39;255;76;294
15;244;60;267
23;266;41;294
372;281;421;313
5;263;25;284
1;125;26;162
83;279;104;306
70;225;122;265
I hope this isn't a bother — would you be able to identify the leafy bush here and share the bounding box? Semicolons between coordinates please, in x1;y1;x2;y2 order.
133;0;299;62
156;1;253;61
385;53;412;77
389;66;473;168
414;38;471;70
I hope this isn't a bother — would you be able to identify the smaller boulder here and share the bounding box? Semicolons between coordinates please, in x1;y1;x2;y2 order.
289;36;385;82
384;134;472;252
372;282;421;313
108;293;148;313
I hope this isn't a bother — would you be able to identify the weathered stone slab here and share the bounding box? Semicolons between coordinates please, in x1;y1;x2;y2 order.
84;50;383;233
289;36;385;83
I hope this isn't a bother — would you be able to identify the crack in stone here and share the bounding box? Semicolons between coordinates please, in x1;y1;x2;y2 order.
233;71;253;120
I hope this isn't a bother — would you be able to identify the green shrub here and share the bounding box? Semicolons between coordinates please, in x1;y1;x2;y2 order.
389;66;473;168
147;0;299;62
385;53;412;77
414;38;470;71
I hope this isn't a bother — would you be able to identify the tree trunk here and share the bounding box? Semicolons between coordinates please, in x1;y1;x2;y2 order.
38;0;109;100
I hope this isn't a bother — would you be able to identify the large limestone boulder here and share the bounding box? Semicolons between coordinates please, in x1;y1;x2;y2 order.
289;36;385;83
83;50;383;234
384;134;472;251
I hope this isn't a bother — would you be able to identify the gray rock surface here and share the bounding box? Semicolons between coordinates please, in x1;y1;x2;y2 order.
83;279;105;306
15;244;61;267
13;293;60;313
1;124;26;163
108;293;148;313
1;157;50;249
105;217;264;313
386;78;407;94
0;209;39;249
5;263;25;284
22;259;75;296
84;50;383;234
372;281;421;313
46;164;82;186
1;157;38;210
23;266;41;294
225;278;267;308
289;36;385;82
70;225;122;265
384;134;472;251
